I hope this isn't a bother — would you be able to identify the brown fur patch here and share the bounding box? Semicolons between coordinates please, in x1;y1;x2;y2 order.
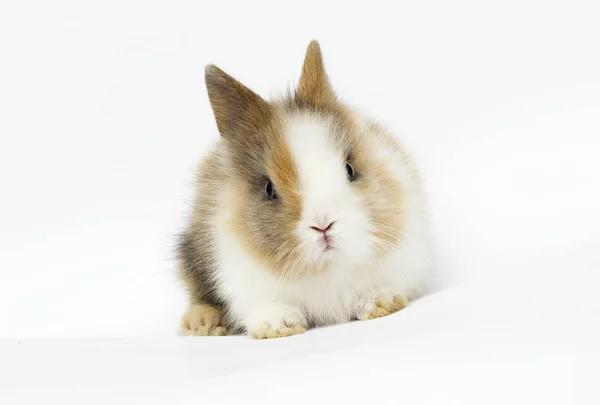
227;125;308;278
268;134;302;220
352;127;405;257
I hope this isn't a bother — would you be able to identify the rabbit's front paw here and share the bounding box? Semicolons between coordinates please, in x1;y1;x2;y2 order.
181;304;228;336
246;305;307;339
249;321;306;339
358;295;407;321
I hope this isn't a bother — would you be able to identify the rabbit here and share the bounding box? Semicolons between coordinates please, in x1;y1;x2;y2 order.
177;40;433;339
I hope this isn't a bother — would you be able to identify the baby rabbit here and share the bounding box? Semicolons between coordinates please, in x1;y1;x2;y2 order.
178;40;433;339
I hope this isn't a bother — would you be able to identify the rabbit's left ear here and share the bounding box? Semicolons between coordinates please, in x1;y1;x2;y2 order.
297;40;336;106
204;64;272;141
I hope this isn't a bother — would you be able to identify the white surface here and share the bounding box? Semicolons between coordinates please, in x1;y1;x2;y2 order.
1;270;598;404
0;0;599;404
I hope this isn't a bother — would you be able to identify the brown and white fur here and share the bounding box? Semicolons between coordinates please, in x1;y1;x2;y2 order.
178;40;433;339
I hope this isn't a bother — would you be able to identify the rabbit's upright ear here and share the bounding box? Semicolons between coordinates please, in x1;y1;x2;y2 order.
205;64;272;140
296;40;336;106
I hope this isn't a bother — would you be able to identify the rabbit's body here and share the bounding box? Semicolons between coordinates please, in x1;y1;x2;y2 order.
178;41;433;338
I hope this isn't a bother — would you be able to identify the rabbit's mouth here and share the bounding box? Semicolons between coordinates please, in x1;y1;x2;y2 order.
318;234;335;252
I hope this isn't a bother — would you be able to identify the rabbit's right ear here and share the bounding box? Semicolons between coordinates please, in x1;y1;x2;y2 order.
296;40;336;106
205;65;272;140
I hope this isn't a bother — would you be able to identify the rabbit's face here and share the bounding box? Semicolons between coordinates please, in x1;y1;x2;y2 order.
206;41;405;278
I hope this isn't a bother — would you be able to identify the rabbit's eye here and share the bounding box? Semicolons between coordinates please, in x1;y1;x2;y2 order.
265;180;277;199
345;162;356;181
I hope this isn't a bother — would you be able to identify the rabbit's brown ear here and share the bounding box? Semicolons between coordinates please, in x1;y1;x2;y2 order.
205;64;272;140
296;40;336;106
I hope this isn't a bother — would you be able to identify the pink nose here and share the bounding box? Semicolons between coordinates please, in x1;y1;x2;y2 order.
310;221;335;233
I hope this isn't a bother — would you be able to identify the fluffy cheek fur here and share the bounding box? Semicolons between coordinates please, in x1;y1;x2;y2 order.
353;137;406;259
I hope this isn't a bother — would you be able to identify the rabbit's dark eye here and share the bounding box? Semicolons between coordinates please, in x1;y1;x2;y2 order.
345;162;356;181
265;180;277;199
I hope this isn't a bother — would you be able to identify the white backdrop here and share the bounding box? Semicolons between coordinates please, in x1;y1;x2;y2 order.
1;0;599;339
